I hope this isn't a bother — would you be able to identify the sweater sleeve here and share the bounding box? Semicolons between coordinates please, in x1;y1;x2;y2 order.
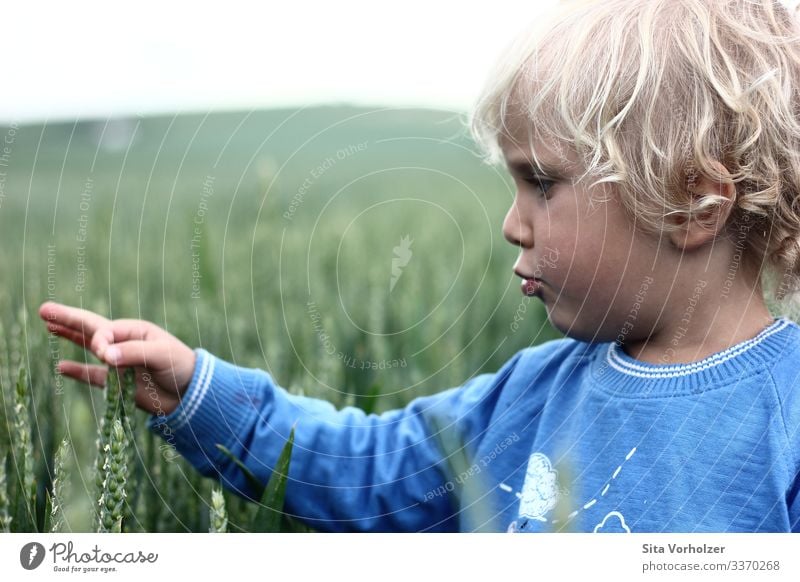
146;348;524;532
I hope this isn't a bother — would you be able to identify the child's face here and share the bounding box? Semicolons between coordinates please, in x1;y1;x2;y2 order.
499;113;670;342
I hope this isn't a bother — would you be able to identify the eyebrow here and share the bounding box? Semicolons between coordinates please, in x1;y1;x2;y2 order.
505;156;564;178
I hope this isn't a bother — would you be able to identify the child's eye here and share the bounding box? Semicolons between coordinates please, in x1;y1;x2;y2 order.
523;176;555;197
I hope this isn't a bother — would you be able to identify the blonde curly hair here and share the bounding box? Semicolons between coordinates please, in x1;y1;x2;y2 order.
469;0;800;312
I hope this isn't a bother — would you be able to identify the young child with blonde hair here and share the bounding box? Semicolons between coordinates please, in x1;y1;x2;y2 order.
41;0;800;532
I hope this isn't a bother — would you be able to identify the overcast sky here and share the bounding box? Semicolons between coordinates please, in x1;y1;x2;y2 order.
1;0;557;123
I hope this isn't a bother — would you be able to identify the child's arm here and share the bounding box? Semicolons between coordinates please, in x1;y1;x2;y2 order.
147;347;522;532
39;300;523;532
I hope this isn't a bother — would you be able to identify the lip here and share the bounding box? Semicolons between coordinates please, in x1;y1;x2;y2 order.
514;269;544;297
520;278;543;297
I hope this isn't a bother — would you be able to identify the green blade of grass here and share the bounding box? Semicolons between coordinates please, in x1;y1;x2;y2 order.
355;383;381;415
214;444;265;496
214;426;296;532
252;425;295;533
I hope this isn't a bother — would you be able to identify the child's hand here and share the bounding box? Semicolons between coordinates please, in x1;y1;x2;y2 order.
38;301;196;416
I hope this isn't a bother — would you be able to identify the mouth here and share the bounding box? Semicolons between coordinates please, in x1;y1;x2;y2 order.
514;270;544;297
520;278;543;297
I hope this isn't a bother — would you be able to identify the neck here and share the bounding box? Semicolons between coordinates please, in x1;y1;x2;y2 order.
622;270;775;366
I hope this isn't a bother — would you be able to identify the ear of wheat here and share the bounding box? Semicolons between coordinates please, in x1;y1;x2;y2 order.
48;438;71;533
13;369;36;532
209;485;228;533
97;420;128;533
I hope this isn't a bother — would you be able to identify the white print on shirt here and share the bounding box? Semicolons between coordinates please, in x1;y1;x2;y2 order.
518;453;566;520
502;446;637;531
593;511;631;533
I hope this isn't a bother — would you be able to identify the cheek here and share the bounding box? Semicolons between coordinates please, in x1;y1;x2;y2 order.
553;193;636;291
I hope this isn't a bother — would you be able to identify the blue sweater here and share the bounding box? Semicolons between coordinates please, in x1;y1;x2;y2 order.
147;316;800;532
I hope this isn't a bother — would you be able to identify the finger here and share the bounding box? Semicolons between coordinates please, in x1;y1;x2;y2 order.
107;319;159;342
45;322;92;349
56;360;108;388
90;320;156;361
38;301;109;338
99;338;175;370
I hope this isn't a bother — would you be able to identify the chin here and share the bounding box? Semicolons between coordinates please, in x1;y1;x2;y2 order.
545;307;614;344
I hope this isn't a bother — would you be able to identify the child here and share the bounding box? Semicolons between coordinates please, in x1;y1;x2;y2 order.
40;0;800;532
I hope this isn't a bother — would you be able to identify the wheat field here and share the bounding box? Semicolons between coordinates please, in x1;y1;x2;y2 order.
0;106;559;532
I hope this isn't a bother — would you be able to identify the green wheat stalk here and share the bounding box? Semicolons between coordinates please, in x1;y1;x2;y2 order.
13;368;36;532
95;367;123;496
120;367;137;437
49;438;71;533
119;367;141;532
94;368;139;532
97;420;128;533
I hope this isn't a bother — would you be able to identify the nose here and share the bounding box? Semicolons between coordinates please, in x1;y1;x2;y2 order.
502;195;534;248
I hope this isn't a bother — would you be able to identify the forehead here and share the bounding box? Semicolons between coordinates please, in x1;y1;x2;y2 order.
497;101;576;174
499;128;576;177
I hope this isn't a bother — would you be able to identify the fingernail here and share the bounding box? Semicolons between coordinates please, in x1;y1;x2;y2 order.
105;346;121;365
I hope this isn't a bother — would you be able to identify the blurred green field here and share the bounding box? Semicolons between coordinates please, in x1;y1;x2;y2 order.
0;106;560;532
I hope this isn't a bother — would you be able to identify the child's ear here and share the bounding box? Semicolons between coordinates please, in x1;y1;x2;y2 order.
668;159;736;252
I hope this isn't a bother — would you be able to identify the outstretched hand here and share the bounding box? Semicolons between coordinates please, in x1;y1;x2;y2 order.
39;301;196;416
